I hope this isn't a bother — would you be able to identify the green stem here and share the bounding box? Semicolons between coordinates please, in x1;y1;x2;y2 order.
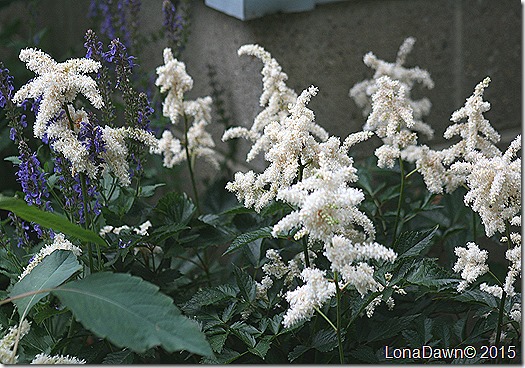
302;237;310;268
334;271;344;364
79;173;94;273
314;306;337;332
392;158;406;244
183;113;201;213
495;222;513;350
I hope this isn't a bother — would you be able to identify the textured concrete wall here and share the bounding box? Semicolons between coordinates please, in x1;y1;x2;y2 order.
0;0;521;166
183;0;521;164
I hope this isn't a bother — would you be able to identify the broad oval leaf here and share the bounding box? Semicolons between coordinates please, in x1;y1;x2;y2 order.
10;250;82;319
52;272;212;356
0;196;106;247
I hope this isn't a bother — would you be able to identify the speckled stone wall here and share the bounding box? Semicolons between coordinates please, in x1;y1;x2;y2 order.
182;0;521;164
0;0;521;171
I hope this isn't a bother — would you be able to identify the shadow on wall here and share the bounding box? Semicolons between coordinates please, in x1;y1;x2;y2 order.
183;0;520;163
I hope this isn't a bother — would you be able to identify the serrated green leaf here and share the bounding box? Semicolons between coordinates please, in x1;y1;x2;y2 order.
312;328;338;352
367;314;421;342
234;267;257;302
102;350;134;364
10;250;81;319
248;336;272;359
208;333;228;353
0;196;106;247
288;345;310;362
182;284;238;314
52;272;212;356
224;227;273;255
138;183;165;198
395;225;439;258
452;289;499;308
405;259;458;290
153;192;196;226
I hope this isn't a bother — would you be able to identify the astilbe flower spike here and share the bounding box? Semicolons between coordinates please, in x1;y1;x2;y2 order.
12;48;103;139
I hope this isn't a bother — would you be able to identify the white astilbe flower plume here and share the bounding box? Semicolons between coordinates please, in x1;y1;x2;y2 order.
450;135;521;237
272;143;375;243
222;44;301;161
226;86;328;211
155;47;193;123
325;236;396;297
282;268;336;328
503;245;521;297
350;37;434;125
453;242;489;292
101;126;158;186
12;48;103;139
31;353;85;364
45;106;97;178
365;76;424;168
444;77;501;160
154;97;219;170
19;234;82;280
0;320;31;364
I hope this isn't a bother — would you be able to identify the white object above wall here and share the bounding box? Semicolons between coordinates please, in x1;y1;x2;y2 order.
205;0;348;20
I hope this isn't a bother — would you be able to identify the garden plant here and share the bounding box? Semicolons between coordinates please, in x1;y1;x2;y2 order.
0;1;521;364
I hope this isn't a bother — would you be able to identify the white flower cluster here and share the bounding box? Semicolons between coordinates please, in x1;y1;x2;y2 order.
19;234;82;280
12;48;103;138
451;135;521;237
453;242;489;292
226;85;330;211
99;220;152;237
222;44;299;162
155;47;193;123
364;273;407;318
13;48;158;186
154;49;219;170
226;44;398;327
31;353;85;364
0;320;31;364
282;268;336;328
101;125;159;186
350;37;434;121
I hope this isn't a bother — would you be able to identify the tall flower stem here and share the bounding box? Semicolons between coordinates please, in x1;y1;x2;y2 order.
183;113;201;213
495;222;512;350
392;158;405;244
334;271;345;364
79;173;94;273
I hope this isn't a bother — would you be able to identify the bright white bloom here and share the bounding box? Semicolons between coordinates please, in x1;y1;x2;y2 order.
340;262;380;297
510;304;521;323
255;275;274;301
222;44;299;161
444;78;501;159
226;86;328;211
100;126;158;186
283;268;336;328
19;234;81;280
12;48;103;139
452;136;521;237
134;220;152;236
155;130;184;168
365;76;429;168
350;37;434;124
155;48;193;123
503;245;521;297
453;242;489;292
365;295;383;318
325;235;396;271
0;320;31;364
479;283;503;299
31;353;85;364
273;161;373;243
45;106;97;178
406;145;464;194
